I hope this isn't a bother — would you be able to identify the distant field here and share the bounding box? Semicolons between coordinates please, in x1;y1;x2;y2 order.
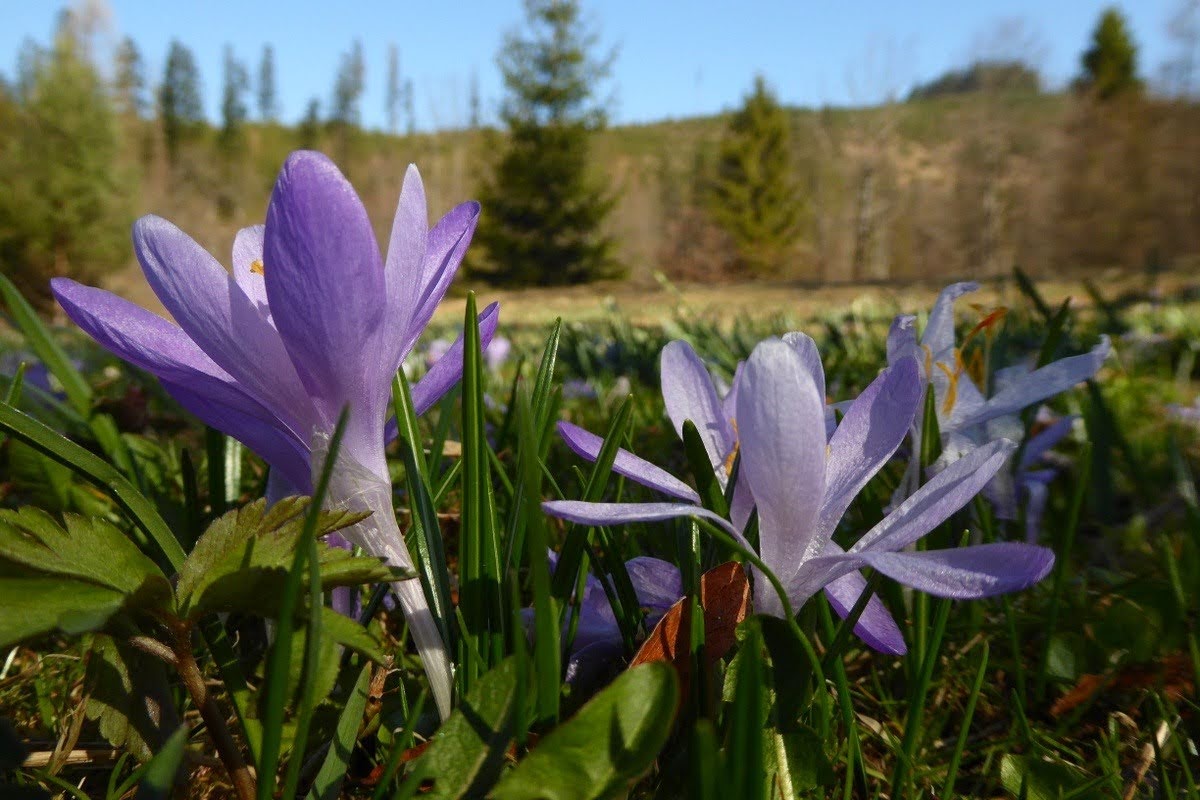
97;263;1195;332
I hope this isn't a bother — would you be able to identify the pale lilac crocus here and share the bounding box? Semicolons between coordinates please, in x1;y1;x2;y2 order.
51;151;496;719
887;282;1109;522
546;338;1055;655
525;553;681;685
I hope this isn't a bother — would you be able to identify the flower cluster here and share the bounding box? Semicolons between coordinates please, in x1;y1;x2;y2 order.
545;290;1108;659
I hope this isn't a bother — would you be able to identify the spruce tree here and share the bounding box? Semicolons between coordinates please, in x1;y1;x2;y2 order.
1080;7;1142;99
218;45;249;155
257;44;278;121
708;75;803;275
158;40;204;163
474;0;620;286
0;16;130;307
113;37;147;117
386;44;401;134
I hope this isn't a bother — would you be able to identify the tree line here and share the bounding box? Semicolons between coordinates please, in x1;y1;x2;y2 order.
1;2;1198;308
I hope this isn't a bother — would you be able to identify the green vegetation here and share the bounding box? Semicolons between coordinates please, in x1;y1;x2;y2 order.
473;0;621;286
707;75;803;276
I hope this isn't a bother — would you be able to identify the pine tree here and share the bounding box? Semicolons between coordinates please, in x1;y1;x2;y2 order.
403;78;415;135
468;69;481;129
474;0;619;286
257;44;278;121
708;75;803;275
158;40;204;163
0;15;130;307
1080;7;1142;99
386;44;401;133
218;45;249;155
298;97;321;149
113;36;146;117
330;40;365;127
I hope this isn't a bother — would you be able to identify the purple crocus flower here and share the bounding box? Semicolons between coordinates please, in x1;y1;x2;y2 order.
50;151;497;719
527;553;681;686
546;338;1055;655
887;282;1109;522
484;335;511;372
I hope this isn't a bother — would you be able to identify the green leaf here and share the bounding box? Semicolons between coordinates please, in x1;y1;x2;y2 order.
0;401;185;570
0;578;127;647
175;496;393;619
84;634;180;763
763;726;835;798
305;662;372;800
133;725;189;799
406;656;521;800
999;754;1103;800
491;663;679;800
0;507;171;607
724;620;767;800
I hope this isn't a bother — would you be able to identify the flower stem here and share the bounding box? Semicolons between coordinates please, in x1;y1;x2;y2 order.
170;621;256;800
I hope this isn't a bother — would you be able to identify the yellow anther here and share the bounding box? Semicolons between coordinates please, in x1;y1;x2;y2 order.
965;348;986;387
723;419;740;475
963;306;1007;346
249;259;265;276
921;343;934;376
935;360;960;416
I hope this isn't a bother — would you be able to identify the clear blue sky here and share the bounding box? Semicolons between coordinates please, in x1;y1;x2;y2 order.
0;1;1185;131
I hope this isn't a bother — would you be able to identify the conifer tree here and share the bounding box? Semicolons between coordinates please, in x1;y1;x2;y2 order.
0;15;130;307
113;36;147;117
708;75;803;275
158;40;204;163
218;45;249;155
257;44;278;121
386;44;401;134
1080;7;1142;99
298;97;321;149
474;0;619;286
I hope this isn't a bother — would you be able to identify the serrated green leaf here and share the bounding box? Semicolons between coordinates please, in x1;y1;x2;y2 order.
175;497;376;618
0;508;170;608
84;634;180;763
491;663;678;800
407;656;521;800
318;607;386;664
0;578;127;647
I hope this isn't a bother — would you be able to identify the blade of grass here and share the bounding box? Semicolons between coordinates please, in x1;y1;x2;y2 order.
305;661;372;800
0;273;136;478
0;401;184;569
256;408;348;799
392;372;454;656
942;641;988;800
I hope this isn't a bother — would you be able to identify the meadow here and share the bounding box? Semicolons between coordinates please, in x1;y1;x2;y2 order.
0;254;1197;799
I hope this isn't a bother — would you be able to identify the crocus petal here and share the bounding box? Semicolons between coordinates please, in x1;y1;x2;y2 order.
408;302;501;417
857;543;1054;599
737;338;827;579
823;569;906;655
133;215;311;437
264;151;387;428
1022;480;1050;543
51;279;287;427
163;380;311;492
921;282;979;356
852;438;1016;554
381;165;429;375
542;501;747;547
721;361;744;422
782;331;826;403
405;201;482;351
956;337;1110;429
557;421;700;504
818;357;921;538
887;315;921;367
624;556;683;610
1020;415;1076;470
232;225;269;315
661;340;734;471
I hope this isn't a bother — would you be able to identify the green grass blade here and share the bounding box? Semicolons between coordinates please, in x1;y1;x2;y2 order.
0;272;136;478
942;642;989;800
256;409;348;799
305;662;372;800
392;372;454;655
0;400;184;569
